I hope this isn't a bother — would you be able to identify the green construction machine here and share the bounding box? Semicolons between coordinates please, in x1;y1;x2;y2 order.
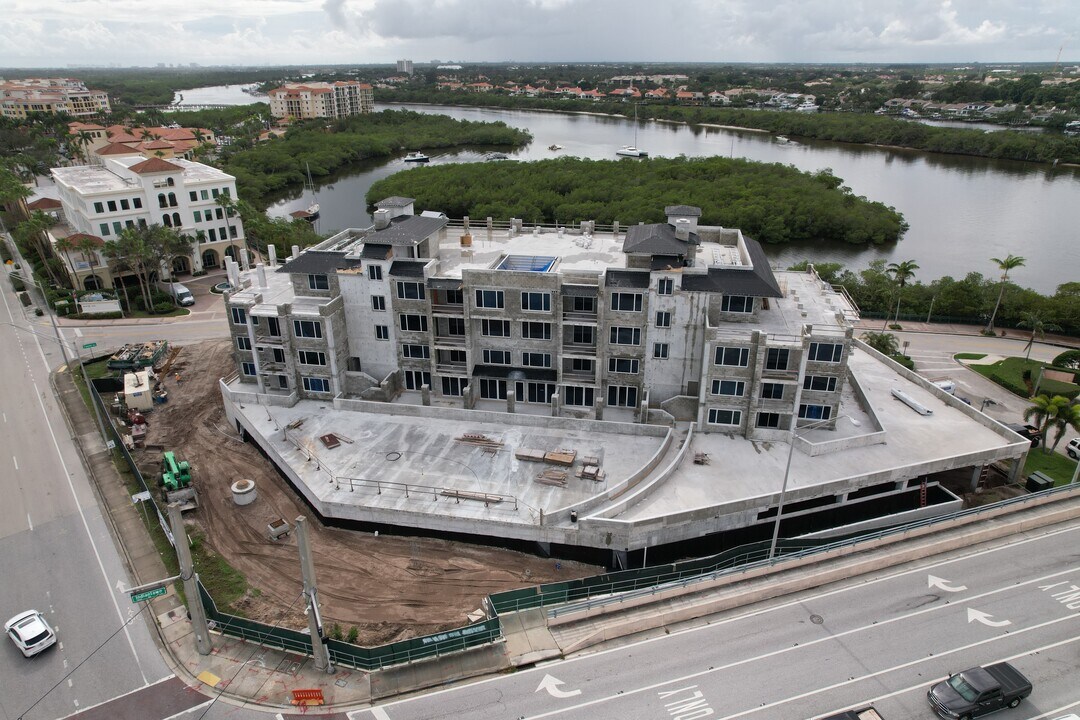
160;451;198;511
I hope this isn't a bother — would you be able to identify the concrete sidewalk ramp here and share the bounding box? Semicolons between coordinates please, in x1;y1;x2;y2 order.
501;607;562;666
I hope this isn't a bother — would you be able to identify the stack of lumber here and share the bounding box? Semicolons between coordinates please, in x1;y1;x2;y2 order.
577;464;604;481
535;469;568;487
456;433;504;450
515;447;548;462
544;449;577;466
440;489;503;504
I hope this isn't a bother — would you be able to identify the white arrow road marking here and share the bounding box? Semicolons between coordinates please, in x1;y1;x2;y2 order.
968;608;1011;627
537;674;582;698
929;575;968;592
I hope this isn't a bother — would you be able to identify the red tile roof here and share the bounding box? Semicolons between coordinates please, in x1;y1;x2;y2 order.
65;233;104;246
98;142;140;155
128;157;182;174
27;197;62;210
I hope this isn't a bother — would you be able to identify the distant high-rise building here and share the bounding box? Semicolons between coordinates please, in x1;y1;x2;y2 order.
396;59;414;75
0;78;110;119
267;81;375;121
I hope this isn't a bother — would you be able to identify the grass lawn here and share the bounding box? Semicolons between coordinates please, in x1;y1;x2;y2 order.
954;353;987;361
124;307;190;319
968;356;1079;399
1024;449;1079;486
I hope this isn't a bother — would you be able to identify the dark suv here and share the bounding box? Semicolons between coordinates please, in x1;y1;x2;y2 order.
1004;423;1042;448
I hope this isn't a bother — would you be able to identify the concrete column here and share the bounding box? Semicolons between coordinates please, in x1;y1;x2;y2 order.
256;263;267;289
550;389;561;417
486;216;493;241
268;244;278;267
594;398;604;421
463;216;470;232
240;249;250;272
324;312;342;397
421;384;431;406
245;313;264;393
613;221;620;238
291;244;300;260
168;503;212;655
506;389;516;414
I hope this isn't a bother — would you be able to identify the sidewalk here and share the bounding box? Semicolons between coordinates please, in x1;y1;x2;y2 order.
854;318;1080;349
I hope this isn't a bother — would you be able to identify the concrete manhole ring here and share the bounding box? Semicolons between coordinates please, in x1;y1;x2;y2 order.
810;614;824;625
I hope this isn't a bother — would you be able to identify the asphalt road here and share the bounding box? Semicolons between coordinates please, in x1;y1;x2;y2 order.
0;267;170;720
350;523;1080;720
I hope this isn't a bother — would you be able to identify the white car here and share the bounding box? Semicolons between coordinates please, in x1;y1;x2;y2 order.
5;610;57;657
1067;437;1080;460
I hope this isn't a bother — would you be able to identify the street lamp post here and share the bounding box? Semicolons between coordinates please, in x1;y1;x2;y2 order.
768;414;859;562
9;270;72;367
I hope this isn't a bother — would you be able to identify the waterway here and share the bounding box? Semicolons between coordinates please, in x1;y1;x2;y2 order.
182;87;1079;293
172;84;267;107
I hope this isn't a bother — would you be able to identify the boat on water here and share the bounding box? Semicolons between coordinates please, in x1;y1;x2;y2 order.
487;152;510;161
775;135;791;144
404;151;429;163
303;162;319;221
616;104;647;158
548;144;563;151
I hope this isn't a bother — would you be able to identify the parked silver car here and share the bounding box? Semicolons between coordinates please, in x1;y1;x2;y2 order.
4;610;57;657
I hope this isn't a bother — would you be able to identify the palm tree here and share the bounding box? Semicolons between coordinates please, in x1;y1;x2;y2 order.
884;259;919;329
985;254;1025;334
861;331;900;356
54;235;78;286
1047;401;1080;456
1017;310;1061;361
1024;394;1072;455
215;191;246;260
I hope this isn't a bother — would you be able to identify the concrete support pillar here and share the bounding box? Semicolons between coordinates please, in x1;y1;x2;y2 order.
594;398;604;421
240;249;250;272
613;221;620;238
969;464;984;493
550;389;561;417
256;263;267;288
463;216;470;232
324;312;342;397
168;503;212;655
511;218;522;235
506;390;516;414
291;244;300;260
296;516;333;673
611;549;628;570
268;244;278;267
1009;456;1025;484
421;384;431;406
462;383;474;410
486;216;493;241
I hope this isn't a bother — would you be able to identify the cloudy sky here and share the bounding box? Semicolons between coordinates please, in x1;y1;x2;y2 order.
0;0;1076;68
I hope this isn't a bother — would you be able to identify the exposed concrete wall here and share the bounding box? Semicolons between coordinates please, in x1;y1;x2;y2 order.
369;642;510;701
591;423;696;519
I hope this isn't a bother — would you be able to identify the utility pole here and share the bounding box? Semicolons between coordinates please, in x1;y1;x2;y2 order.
296;516;333;673
168;502;212;655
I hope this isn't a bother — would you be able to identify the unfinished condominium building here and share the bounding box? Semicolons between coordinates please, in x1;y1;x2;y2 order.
225;199;855;440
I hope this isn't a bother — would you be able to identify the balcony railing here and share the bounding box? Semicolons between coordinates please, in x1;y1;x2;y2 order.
433;334;466;347
431;303;464;316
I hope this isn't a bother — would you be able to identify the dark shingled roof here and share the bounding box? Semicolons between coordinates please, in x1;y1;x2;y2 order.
605;269;651;289
276;250;362;275
368;215;448;246
681;237;783;298
664;205;702;217
389;260;427;278
623;223;698;255
374;196;415;209
472;365;558;383
360;243;392;260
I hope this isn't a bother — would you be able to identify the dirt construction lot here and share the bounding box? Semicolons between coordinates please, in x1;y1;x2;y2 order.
138;339;597;645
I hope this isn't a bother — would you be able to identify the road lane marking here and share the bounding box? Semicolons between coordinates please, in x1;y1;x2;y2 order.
161;700;214;720
55;676;175;720
927;575;967;592
34;381;148;685
27;513;32;530
13;454;17;470
968;608;1012;627
371;708;392;720
520;617;1080;720
537;674;581;698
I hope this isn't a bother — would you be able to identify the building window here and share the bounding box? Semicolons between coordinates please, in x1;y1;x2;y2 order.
241;361;256;376
569;358;594;373
302;377;331;393
610;292;643;312
133;198;142;209
298;350;326;365
568;296;596;314
396;281;426;300
803;375;838;392
760;382;785;400
401;344;430;359
293;319;323;338
404;371;431;390
230;307;247;325
112;221;122;235
398;314;428;333
120;199;129;210
441;377;466;396
93;201;104;213
607;385;639;408
168;192;177;207
568;325;594;344
208;229;217;242
799;404;833;420
371;295;386;311
99;223;110;236
608;357;639;374
236;336;251;351
481;319;511;337
521;352;552;368
521;291;551;312
193;210;202;223
266;317;281;336
189;191;197;202
308;274;329;290
564;386;595;407
655;311;671;328
375;325;390;340
756;412;782;428
158;194;167;209
657;278;674;295
521;321;552;340
368;265;383;281
172;212;181;226
479;379;506;399
475;289;504;308
653;343;669;359
215;208;224;220
483;349;510;365
809;342;844;363
213;188;220;198
765;348;790;371
443;289;464;305
708;409;742;426
609;327;641;346
200;189;209;200
517;382;556;404
714;346;750;366
721;295;753;313
711;380;745;396
272;348;286;363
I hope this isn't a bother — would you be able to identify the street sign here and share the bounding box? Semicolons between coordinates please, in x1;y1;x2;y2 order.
83;342;97;349
130;586;167;603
